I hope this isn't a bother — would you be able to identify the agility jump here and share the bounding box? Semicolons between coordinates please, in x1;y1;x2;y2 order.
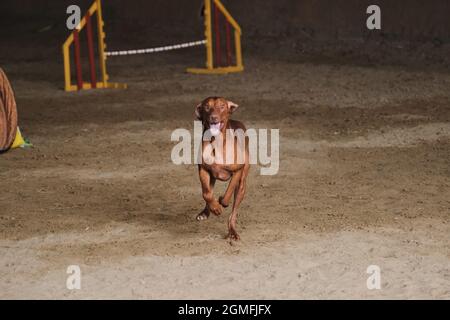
187;0;243;74
62;0;125;92
62;0;243;92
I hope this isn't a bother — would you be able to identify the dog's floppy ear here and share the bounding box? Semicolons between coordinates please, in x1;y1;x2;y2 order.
227;100;239;113
195;103;203;120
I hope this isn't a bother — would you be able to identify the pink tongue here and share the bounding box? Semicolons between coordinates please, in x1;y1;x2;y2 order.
210;123;221;134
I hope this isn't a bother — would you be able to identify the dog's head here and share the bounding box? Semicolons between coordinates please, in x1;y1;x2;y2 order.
195;97;238;135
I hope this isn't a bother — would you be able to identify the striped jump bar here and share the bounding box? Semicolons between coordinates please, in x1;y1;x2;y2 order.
105;40;207;57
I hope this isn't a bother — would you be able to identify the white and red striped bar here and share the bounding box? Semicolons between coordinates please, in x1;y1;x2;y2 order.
105;40;207;57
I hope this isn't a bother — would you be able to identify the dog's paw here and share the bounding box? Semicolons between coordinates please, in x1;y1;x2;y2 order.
196;210;209;221
227;227;240;241
219;196;229;208
208;201;223;216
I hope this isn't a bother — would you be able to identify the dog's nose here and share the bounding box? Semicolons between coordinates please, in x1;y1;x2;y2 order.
210;115;220;123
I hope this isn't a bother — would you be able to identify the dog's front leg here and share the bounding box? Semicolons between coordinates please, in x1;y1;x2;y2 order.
219;169;242;208
197;165;222;220
228;163;249;240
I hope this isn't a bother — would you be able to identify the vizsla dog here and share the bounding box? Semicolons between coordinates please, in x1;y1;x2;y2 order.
195;97;250;240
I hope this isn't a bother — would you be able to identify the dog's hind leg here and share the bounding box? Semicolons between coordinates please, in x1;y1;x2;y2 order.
196;205;210;221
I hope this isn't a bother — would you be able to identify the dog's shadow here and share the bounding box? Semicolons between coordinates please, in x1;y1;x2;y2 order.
125;202;228;240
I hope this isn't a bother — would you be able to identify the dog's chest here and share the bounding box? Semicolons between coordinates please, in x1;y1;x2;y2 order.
201;136;242;164
206;164;232;181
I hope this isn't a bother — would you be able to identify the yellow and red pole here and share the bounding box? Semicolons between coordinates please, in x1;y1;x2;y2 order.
73;29;83;90
86;12;97;88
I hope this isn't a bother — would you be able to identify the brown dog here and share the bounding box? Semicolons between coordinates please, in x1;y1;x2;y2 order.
195;97;250;240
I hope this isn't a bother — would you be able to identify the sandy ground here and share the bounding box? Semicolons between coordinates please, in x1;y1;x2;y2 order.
0;50;449;299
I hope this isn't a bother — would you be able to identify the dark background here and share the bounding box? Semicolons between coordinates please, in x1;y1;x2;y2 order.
2;0;450;41
1;0;450;68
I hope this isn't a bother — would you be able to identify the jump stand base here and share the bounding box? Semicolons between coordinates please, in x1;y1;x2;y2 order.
64;82;127;92
186;66;243;74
